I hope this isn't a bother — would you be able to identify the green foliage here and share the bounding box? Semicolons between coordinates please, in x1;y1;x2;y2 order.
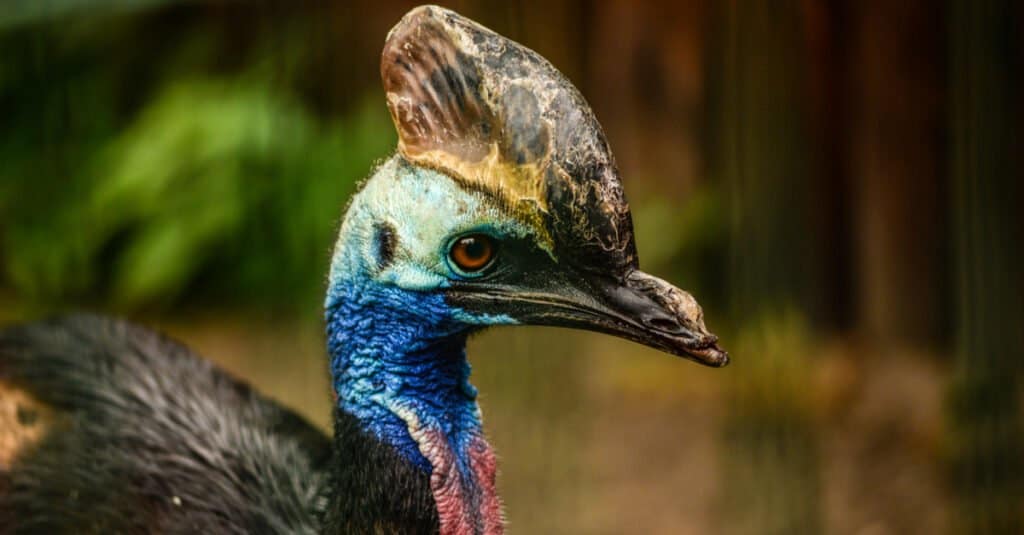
0;5;399;312
1;76;393;309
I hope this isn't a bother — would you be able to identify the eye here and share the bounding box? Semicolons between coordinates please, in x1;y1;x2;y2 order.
448;234;497;275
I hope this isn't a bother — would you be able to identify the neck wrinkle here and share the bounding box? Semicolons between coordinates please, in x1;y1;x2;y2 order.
324;281;505;534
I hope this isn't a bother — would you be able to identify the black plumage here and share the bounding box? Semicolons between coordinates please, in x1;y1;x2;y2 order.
0;315;436;534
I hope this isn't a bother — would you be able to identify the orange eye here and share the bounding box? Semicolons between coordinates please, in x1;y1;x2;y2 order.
449;234;496;273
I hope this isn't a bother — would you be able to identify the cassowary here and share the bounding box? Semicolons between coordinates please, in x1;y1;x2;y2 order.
0;6;726;534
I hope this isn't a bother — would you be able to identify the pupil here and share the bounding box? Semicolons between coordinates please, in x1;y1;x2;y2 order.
464;238;485;259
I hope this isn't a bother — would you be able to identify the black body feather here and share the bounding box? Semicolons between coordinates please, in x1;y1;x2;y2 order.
0;315;438;534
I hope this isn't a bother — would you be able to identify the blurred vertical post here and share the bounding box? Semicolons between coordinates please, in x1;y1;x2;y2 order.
706;1;821;534
947;0;1024;533
851;0;946;345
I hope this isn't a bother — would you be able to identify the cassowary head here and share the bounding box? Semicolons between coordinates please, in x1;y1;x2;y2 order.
328;5;726;367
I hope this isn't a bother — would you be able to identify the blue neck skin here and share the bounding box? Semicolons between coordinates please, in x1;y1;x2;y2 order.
325;278;482;471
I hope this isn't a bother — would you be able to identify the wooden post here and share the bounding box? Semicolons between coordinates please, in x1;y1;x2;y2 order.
946;1;1023;533
707;1;822;533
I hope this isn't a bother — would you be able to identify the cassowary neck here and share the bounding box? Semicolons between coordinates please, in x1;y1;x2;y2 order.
324;278;503;534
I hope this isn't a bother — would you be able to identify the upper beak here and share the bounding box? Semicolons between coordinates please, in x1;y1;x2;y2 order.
595;271;729;366
449;269;728;367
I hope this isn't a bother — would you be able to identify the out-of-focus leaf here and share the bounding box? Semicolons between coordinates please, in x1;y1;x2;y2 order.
88;79;309;306
1;68;394;310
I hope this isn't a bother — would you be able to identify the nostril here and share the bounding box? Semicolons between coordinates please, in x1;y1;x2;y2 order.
647;316;683;334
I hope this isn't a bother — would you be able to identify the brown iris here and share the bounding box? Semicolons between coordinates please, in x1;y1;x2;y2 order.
449;234;496;274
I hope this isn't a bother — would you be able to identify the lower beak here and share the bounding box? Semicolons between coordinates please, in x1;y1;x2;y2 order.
451;270;728;367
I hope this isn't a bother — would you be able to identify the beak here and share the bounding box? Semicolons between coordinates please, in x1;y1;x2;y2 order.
449;269;728;367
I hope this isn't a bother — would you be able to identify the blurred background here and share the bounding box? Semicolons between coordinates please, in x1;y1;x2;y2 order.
1;0;1021;533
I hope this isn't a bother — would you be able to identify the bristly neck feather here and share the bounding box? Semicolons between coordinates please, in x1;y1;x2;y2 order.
324;277;503;534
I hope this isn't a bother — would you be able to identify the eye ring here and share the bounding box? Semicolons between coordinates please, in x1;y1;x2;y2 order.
448;234;497;275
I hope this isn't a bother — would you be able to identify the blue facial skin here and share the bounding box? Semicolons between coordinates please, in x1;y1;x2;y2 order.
324;157;526;471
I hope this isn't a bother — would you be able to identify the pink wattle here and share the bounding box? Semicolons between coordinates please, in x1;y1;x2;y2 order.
468;436;503;535
419;428;504;535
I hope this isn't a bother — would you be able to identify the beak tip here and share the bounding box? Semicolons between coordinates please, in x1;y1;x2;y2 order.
686;341;729;367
